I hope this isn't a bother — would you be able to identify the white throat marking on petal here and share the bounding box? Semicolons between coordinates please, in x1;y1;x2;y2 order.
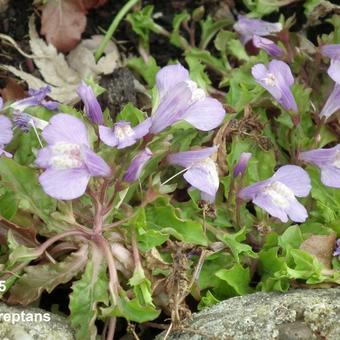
263;73;277;87
185;80;206;104
263;181;295;209
195;158;219;187
50;142;84;170
114;124;135;140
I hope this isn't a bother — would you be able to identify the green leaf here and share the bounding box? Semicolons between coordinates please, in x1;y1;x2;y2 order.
221;227;257;261
129;264;154;306
0;158;56;221
8;245;88;305
199;252;234;290
102;291;160;323
170;11;190;49
185;55;211;91
278;225;304;251
0;191;17;219
70;246;108;340
146;199;208;245
127;56;160;87
215;263;252;296
199;16;231;49
116;103;146;125
197;290;220;310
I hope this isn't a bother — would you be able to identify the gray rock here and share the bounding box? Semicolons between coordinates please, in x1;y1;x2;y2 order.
0;303;74;340
157;289;340;340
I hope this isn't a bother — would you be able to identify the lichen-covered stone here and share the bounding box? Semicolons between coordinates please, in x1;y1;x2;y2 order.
157;289;340;340
0;303;74;340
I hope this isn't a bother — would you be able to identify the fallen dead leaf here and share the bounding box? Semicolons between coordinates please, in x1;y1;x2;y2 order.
0;78;26;103
41;0;87;53
300;233;337;269
1;16;120;104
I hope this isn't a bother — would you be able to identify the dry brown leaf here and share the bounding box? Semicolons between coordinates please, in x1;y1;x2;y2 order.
1;17;120;104
300;233;337;269
0;78;26;103
40;0;87;53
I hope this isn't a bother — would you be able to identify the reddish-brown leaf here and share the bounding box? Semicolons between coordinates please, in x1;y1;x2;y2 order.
0;78;26;103
40;0;87;53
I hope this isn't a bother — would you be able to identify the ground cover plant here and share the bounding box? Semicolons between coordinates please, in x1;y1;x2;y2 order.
0;0;340;339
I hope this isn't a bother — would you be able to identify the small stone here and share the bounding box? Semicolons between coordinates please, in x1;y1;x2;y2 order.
157;289;340;340
0;303;74;340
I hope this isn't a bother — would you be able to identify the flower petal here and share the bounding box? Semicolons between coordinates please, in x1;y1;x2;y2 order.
77;81;103;124
285;198;308;223
99;125;118;147
233;152;252;177
278;84;298;112
299;146;338;168
181;97;226;131
234;16;282;44
35;147;52;168
42;114;89;146
133;117;152;139
253;193;288;223
124;148;153;182
252;35;283;58
183;158;219;199
239;179;271;201
0;115;13;145
272;165;311;197
320;166;340;188
156;64;190;99
82;147;112;177
269;60;294;86
167;146;218;168
321;44;340;60
327;59;340;84
150;82;193;134
320;84;340;119
39;168;90;200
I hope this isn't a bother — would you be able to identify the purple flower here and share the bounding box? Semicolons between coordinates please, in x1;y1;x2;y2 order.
11;86;58;112
321;44;340;60
77;81;104;124
252;35;283;58
333;239;340;257
320;84;340;119
233;152;252;178
0;115;13;158
299;145;340;188
252;60;298;112
239;165;311;223
0;97;3;111
35;114;111;200
99;119;151;149
167;146;219;202
13;111;48;132
150;64;225;134
124;148;153;182
327;59;340;84
233;15;282;45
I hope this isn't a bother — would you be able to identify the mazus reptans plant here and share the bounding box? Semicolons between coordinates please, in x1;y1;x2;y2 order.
299;145;340;188
150;64;226;134
35;113;111;199
252;60;298;112
167;146;219;202
239;165;311;223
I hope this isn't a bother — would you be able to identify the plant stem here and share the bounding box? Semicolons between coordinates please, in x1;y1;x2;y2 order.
95;0;140;61
37;230;87;254
98;236;120;305
106;317;116;340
